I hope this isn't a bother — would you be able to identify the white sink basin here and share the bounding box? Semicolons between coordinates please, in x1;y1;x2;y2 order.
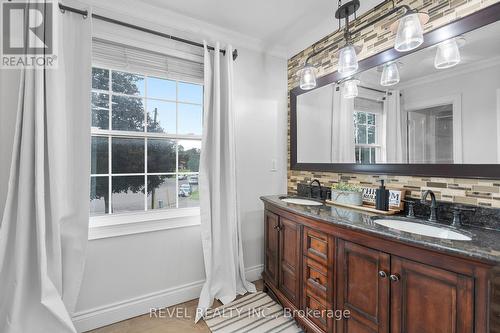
281;198;323;206
374;219;472;241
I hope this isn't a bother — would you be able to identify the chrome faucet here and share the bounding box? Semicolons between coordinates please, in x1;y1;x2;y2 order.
421;190;438;222
309;179;322;200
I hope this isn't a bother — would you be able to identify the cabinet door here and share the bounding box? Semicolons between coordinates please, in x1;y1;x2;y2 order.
264;211;279;286
390;257;474;333
279;217;301;307
336;240;390;333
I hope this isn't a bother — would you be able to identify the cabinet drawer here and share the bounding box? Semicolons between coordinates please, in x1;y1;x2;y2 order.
303;227;330;265
304;256;328;301
304;289;329;331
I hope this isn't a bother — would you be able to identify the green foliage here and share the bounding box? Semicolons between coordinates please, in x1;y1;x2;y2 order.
90;69;181;212
331;182;362;193
178;144;200;172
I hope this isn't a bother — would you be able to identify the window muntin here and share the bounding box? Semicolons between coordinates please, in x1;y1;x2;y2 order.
90;67;202;216
354;111;380;164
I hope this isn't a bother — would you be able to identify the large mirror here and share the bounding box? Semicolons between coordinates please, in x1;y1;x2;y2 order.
291;7;500;178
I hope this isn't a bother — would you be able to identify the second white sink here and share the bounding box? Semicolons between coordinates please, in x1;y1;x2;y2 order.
374;219;472;241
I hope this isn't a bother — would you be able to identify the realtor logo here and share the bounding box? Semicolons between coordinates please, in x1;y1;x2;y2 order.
1;0;57;68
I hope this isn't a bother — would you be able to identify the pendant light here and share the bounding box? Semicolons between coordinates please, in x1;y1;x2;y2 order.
338;44;359;75
434;37;463;69
342;78;359;99
380;62;400;86
299;64;317;90
394;12;425;52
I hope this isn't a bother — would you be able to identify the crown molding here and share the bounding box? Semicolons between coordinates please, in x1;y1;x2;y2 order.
78;0;288;58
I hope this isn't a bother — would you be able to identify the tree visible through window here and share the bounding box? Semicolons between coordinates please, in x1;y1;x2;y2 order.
90;67;203;216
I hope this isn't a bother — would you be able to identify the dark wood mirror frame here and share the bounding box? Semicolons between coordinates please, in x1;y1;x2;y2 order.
290;2;500;179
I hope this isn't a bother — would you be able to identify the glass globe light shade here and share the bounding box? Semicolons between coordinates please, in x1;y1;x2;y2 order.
435;38;461;69
300;65;317;90
342;79;359;99
380;62;400;86
338;45;358;75
395;13;424;52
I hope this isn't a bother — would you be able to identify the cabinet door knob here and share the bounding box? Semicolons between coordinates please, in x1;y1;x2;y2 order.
390;274;400;282
378;271;387;278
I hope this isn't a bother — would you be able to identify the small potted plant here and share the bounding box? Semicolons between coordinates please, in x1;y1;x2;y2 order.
330;183;363;206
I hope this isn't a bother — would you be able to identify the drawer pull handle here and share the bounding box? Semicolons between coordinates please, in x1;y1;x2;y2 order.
378;271;388;278
390;274;400;282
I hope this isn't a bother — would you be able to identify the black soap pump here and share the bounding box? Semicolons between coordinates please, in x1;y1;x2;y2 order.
376;180;390;211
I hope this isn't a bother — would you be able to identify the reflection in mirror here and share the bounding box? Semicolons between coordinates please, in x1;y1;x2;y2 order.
296;20;500;165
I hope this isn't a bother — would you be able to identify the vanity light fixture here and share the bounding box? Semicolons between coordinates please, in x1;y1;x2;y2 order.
338;44;359;75
342;78;360;99
393;11;428;52
298;0;428;91
380;62;400;86
299;64;317;90
434;37;464;69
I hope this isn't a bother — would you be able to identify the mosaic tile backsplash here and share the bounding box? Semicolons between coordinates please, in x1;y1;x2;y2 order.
287;0;500;208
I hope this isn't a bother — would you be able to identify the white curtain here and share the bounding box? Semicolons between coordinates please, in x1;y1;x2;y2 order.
196;42;255;322
331;85;356;163
381;90;404;163
0;3;92;333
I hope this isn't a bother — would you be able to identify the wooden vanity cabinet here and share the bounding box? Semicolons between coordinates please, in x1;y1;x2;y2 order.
336;240;390;333
263;212;302;308
264;211;279;286
262;203;495;333
336;240;474;333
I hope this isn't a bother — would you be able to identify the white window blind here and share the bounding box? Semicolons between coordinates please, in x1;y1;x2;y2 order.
92;38;204;83
354;97;383;113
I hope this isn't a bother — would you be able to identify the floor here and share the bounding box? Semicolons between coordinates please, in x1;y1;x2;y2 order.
86;280;264;333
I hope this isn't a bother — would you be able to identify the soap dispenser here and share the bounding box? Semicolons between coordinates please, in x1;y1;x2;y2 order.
376;180;390;211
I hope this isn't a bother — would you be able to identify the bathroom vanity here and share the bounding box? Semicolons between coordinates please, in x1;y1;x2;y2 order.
261;196;500;333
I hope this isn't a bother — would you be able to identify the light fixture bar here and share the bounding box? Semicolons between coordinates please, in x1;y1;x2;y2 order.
303;3;411;66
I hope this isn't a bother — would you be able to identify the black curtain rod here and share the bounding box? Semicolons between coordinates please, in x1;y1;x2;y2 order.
359;85;392;95
58;3;238;60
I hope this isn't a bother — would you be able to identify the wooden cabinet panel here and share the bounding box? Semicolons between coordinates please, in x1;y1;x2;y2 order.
279;218;301;306
336;240;390;333
304;256;328;302
390;256;474;333
264;211;279;286
304;227;330;265
304;289;329;331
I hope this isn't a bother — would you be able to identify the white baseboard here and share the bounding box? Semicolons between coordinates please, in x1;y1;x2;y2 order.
73;264;263;332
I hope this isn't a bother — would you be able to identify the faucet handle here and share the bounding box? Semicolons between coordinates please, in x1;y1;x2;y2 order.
402;199;418;218
451;205;475;228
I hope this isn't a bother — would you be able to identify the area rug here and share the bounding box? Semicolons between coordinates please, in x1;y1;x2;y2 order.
204;292;303;333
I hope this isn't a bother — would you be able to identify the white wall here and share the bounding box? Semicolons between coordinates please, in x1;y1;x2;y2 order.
70;3;288;332
402;64;500;163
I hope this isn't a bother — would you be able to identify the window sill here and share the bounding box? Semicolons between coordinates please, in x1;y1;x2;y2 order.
88;207;201;240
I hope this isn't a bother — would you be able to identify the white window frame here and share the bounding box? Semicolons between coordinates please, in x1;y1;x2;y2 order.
89;66;203;238
354;110;381;164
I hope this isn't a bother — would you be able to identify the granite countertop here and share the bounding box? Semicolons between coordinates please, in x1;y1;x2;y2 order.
261;195;500;265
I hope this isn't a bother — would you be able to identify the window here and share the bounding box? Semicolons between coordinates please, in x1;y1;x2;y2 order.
90;67;202;216
354;97;383;164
